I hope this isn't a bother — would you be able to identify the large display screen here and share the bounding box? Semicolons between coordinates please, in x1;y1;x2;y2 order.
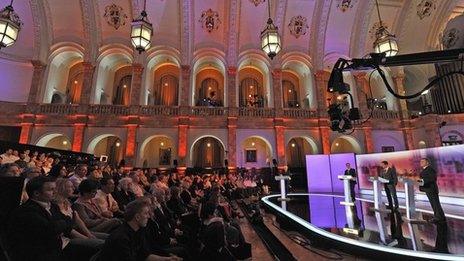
356;144;464;198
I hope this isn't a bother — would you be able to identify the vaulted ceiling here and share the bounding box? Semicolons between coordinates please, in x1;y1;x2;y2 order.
0;0;463;69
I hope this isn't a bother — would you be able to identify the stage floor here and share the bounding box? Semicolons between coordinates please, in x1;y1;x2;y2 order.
262;193;464;260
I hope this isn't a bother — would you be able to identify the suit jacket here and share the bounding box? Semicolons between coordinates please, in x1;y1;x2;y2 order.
419;166;438;192
6;200;73;261
344;168;357;184
380;167;398;185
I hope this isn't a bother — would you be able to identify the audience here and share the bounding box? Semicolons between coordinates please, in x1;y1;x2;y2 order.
1;147;256;261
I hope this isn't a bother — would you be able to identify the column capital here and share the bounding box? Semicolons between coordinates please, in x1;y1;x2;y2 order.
227;66;237;75
272;68;282;78
132;63;144;73
314;70;331;81
181;65;191;73
30;60;46;69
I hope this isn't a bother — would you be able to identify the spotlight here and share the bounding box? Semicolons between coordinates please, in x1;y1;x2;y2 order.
251;142;255;146
448;110;451;113
74;80;78;84
291;143;295;148
207;143;211;147
115;142;121;147
62;140;68;145
335;143;339;146
160;142;164;146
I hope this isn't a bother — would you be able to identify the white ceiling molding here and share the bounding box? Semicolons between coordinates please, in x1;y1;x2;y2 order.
226;0;240;66
30;0;52;63
309;0;332;70
80;0;102;63
180;0;193;65
349;0;374;58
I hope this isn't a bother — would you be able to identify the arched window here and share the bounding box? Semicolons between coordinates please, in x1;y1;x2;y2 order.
113;75;132;105
282;80;299;108
51;93;65;104
66;72;83;104
154;74;178;106
197;78;222;106
239;77;264;107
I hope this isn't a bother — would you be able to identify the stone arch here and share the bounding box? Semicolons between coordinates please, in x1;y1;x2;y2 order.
190;135;226;168
281;56;316;109
331;135;362;154
138;135;177;168
35;133;72;150
239;136;274;168
87;134;123;166
237;52;272;107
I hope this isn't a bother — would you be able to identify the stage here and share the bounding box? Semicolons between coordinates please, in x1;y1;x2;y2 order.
262;193;464;261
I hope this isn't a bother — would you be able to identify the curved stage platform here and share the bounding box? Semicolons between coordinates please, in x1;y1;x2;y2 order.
262;193;464;261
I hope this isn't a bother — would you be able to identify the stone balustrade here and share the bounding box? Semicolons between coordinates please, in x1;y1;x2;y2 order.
371;109;400;120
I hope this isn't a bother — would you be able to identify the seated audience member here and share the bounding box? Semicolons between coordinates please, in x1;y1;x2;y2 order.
23;149;31;163
73;179;122;233
19;166;42;203
6;176;74;261
95;177;123;218
167;186;187;217
1;149;17;164
112;177;137;211
42;157;54;174
88;166;104;182
98;199;181;261
48;164;68;179
69;164;88;190
129;171;146;197
15;152;28;169
0;163;21;177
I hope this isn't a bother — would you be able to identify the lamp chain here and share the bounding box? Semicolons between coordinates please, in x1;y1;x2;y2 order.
375;0;383;27
267;0;271;19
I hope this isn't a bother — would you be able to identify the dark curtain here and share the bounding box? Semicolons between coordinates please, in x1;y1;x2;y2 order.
114;75;132;105
197;78;222;106
287;138;307;168
193;138;223;168
67;72;83;104
282;80;298;107
239;77;263;107
154;74;178;106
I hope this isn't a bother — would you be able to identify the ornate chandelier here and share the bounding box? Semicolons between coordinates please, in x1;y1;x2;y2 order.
130;0;153;54
373;0;398;57
0;0;21;49
260;0;281;59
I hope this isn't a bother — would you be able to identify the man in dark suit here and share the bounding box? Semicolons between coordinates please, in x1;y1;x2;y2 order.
419;158;446;223
380;161;399;209
344;163;357;202
6;176;74;261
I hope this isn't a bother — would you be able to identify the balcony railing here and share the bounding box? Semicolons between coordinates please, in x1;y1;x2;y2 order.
139;106;179;116
239;107;275;118
190;107;227;117
88;105;130;115
283;108;317;118
37;104;79;114
371;109;400;120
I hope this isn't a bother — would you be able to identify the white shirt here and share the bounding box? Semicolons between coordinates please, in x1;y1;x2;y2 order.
1;154;18;164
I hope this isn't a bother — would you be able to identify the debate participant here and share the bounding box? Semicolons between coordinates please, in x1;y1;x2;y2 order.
419;158;446;223
380;161;399;209
344;163;357;202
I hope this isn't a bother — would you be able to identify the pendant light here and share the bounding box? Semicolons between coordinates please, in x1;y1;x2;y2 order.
131;0;153;54
260;0;281;59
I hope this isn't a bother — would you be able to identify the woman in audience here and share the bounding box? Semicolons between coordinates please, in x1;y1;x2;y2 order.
167;186;188;217
73;179;122;233
112;177;136;211
129;171;146;197
48;164;68;179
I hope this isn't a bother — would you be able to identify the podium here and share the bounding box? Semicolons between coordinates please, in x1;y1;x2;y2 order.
337;175;356;206
369;176;395;245
398;177;425;251
275;175;291;210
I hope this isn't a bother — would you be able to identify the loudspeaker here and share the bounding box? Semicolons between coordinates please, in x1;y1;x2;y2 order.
224;159;229;166
272;159;278;166
173;159;178;166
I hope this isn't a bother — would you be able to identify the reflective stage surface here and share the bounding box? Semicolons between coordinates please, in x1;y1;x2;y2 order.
262;194;464;260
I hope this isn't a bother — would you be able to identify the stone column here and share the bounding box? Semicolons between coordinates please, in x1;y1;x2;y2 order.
314;70;331;117
319;126;331;154
392;72;409;119
363;126;374;153
27;60;46;103
272;69;283;114
424;122;442;148
180;65;191;106
353;72;370;116
177;119;189;167
79;62;96;104
274;119;286;168
227;117;237;169
125;124;138;166
19;123;33;144
402;128;415;150
227;67;237;107
130;63;144;105
72;123;86;152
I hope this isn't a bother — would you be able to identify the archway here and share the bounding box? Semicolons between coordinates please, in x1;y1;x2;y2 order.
152;64;179;106
286;137;316;168
239;67;265;107
195;68;224;107
113;73;132;105
239;136;273;168
36;134;72;150
87;135;123;167
191;137;225;168
139;136;176;168
331;136;362;154
51;93;65;104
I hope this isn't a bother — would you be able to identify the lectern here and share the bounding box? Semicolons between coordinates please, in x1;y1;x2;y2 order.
338;175;356;206
369;176;395;246
275;175;291;210
399;177;425;250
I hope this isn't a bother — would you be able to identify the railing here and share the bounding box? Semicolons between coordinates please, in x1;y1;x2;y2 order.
190;107;227;116
0;101;331;119
283;108;317;118
371;109;400;120
239;107;275;118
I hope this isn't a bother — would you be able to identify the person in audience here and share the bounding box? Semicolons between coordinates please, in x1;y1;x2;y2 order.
88;166;103;182
167;186;187;217
0;162;21;177
98;199;182;261
1;149;17;164
69;164;88;190
7;176;74;261
113;177;137;211
19;166;42;203
23;149;31;162
15;152;28;169
49;164;68;179
95;177;123;218
73;179;122;233
129;171;146;197
42;157;54;174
